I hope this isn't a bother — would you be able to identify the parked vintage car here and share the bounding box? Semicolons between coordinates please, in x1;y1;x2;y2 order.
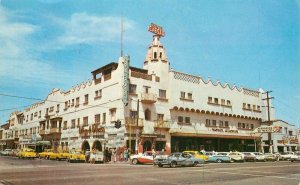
68;150;85;163
8;149;19;157
38;149;54;159
220;152;244;162
242;152;256;162
154;152;204;167
59;150;70;160
252;152;266;162
290;152;300;162
0;149;12;156
130;151;156;165
89;151;104;164
18;148;36;159
183;151;209;161
48;151;67;160
264;153;277;161
280;152;294;160
207;153;231;163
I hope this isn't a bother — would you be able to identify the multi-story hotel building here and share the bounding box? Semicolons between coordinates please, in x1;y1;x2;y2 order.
1;24;297;155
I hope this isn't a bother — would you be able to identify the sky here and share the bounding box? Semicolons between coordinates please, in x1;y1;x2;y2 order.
0;0;299;127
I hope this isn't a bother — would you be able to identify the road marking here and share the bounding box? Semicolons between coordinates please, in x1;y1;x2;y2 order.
203;170;300;180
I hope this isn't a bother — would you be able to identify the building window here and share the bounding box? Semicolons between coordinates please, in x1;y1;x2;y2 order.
129;84;137;94
95;114;100;124
212;120;217;126
102;113;106;124
214;98;219;104
56;104;60;113
84;94;89;105
77;118;80;127
180;92;185;99
225;121;229;127
247;104;251;109
71;119;75;128
63;121;67;130
83;116;88;126
144;86;150;93
221;99;225;105
95;90;102;99
157;114;164;122
208;97;212;103
159;89;166;99
110;109;116;122
251;124;254;129
185;117;190;124
130;111;138;118
64;101;68;110
238;122;241;128
39;111;41;118
75;97;80;107
71;99;74;107
145;109;151;121
257;106;260;111
253;105;256;110
178;116;183;123
206;119;211;126
242;123;245;128
243;103;246;109
227;100;231;106
154;52;157;59
49;106;54;112
187;93;192;100
219;121;224;127
289;131;293;136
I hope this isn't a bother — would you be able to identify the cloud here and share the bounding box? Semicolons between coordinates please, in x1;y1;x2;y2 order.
0;5;75;87
56;13;137;46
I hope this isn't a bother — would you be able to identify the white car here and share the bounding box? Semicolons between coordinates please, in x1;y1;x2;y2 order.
89;151;104;164
280;152;294;160
228;152;245;162
0;149;12;156
252;152;266;162
290;152;300;162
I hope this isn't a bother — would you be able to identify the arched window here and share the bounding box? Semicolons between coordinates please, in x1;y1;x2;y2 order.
145;109;151;121
154;52;157;59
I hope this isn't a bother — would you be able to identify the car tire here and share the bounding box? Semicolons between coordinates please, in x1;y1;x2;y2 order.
291;160;294;162
170;161;177;168
193;162;199;167
216;159;222;163
132;159;138;165
158;163;163;167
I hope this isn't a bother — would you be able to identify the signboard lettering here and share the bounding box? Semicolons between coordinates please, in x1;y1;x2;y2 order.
257;126;281;133
148;23;165;37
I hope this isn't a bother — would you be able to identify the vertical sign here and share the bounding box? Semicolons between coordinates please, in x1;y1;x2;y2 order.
122;55;130;106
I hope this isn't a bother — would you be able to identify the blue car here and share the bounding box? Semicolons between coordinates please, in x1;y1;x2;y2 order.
154;152;205;167
206;152;231;163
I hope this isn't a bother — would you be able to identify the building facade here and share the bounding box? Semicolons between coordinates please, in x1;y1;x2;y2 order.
2;25;297;155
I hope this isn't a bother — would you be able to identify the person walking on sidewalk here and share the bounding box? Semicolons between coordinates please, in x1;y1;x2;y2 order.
112;148;117;163
103;147;108;163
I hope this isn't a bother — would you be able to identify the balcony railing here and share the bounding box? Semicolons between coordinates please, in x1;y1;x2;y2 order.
50;127;61;134
40;130;46;135
154;120;170;129
141;93;157;103
125;118;144;127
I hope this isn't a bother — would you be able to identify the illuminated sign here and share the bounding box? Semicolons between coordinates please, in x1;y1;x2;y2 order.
148;23;165;37
122;56;130;106
211;128;238;134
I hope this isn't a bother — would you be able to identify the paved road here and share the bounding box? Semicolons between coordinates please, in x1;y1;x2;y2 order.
0;156;299;185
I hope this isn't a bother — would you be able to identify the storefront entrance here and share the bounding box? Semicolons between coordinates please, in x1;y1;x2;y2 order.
82;140;90;152
92;140;102;151
171;136;255;152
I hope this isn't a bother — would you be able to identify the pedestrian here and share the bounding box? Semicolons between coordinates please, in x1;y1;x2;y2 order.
112;148;117;163
108;149;112;162
103;147;108;163
85;150;90;163
152;148;156;166
124;148;129;161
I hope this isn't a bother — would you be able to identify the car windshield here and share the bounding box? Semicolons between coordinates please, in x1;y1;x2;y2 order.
25;149;34;152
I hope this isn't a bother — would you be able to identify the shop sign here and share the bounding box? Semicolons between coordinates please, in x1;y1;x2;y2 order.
148;23;165;37
257;126;280;133
211;128;238;134
290;139;298;144
122;55;130;106
79;126;105;135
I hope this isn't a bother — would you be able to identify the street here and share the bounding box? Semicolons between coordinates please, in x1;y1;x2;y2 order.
0;156;300;185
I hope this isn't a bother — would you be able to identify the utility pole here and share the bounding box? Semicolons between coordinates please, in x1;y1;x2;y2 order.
262;91;274;153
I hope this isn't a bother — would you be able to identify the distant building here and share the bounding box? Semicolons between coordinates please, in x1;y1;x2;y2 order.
260;120;299;153
2;24;296;155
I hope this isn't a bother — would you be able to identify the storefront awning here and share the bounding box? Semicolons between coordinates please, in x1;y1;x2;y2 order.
36;141;51;146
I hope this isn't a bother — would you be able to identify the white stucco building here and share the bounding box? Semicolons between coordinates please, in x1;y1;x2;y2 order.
1;25;297;155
